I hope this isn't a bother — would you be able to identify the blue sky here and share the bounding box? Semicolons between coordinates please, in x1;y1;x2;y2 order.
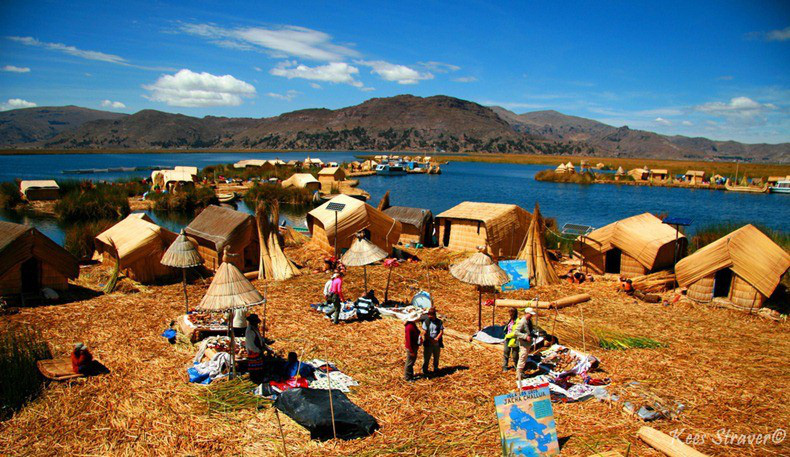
0;0;788;143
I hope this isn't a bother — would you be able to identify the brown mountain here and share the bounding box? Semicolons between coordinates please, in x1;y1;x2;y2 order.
0;106;126;146
491;107;789;162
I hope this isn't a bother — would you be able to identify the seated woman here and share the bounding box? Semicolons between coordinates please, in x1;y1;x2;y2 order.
245;314;272;384
71;342;94;375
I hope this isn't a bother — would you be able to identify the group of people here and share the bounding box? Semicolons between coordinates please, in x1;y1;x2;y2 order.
502;306;558;379
403;307;444;381
563;267;593;284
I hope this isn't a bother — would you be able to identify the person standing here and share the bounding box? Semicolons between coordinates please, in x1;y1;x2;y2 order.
323;273;336;303
232;308;247;337
404;315;421;381
328;271;345;324
514;307;537;380
421;307;444;377
502;308;520;372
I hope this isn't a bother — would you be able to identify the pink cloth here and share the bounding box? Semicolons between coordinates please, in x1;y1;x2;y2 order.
329;277;344;301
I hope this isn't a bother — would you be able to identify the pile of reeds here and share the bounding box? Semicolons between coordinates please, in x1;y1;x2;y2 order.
630;271;676;293
0;181;23;210
149;186;218;213
0;326;51;420
192;377;269;415
243;183;313;207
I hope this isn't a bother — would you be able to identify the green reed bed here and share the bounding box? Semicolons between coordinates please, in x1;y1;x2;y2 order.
690;222;789;253
0;181;23;210
55;182;130;223
148;186;218;213
244;183;313;207
0;326;51;420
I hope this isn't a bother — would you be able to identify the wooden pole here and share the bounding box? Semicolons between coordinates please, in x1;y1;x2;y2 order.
227;310;236;378
637;426;709;457
262;284;268;341
477;287;482;331
579;302;587;353
363;264;368;293
274;408;289;457
325;348;337;440
182;269;188;314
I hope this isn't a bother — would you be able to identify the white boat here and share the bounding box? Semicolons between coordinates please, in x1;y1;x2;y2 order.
375;162;407;175
769;180;790;194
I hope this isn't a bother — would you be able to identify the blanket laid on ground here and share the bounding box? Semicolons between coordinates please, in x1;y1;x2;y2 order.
473;325;506;344
310;302;357;321
188;352;231;384
274;388;379;441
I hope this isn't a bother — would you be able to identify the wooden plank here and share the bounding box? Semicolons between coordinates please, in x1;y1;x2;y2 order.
637;426;709;457
495;293;591;310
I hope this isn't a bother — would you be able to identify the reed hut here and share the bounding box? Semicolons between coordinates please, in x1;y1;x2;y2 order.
676;225;790;308
185;205;259;272
575;213;687;277
307;194;402;254
20;180;60;201
174;166;199;176
554;163;567;174
628;168;649;181
685;170;706;184
95;214;178;283
0;221;78;296
281;173;320;193
304;157;324;167
318;167;346;189
650;169;669;181
615;166;626;178
383;206;434;245
436;202;530;259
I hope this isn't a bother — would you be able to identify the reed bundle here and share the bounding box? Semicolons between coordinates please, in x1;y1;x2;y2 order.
630;271;676;293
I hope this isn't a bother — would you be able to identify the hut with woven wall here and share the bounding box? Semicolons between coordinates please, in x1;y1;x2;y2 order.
676;225;790;308
307;194;402;254
281;173;320;193
650;169;669;181
185;205;259;273
628;168;649;181
20;180;60;201
0;221;78;296
383;206;434;245
318;167;346;190
436;202;530;259
575;213;687;278
94;214;178;283
685;170;706;184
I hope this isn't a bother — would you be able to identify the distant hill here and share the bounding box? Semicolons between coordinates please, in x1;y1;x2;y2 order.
1;95;787;163
0;106;126;146
491;107;789;163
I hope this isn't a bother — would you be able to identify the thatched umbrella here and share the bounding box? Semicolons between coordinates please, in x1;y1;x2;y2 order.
161;229;203;314
196;249;265;377
341;232;388;292
450;248;509;330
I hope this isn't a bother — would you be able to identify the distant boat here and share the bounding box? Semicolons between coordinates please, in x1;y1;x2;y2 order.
375;162;407;175
725;180;768;193
769;180;790;194
217;192;237;203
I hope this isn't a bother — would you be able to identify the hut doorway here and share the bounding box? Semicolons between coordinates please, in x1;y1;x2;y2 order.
443;220;452;247
713;269;733;298
605;249;622;274
20;257;41;294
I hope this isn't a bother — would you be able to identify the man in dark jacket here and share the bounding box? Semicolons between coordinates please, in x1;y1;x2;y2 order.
404;315;421;381
421;307;444;377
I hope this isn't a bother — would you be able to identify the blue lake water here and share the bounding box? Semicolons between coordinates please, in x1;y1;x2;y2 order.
1;152;787;246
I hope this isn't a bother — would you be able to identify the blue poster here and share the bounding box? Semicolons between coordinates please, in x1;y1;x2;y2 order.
499;260;530;291
494;385;559;456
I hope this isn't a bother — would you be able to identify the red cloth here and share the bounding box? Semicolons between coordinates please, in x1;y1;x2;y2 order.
71;349;93;374
404;321;420;354
270;377;309;392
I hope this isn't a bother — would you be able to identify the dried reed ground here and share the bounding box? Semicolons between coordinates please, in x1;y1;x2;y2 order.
0;249;788;456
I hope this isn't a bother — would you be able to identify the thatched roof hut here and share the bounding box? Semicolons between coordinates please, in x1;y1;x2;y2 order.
95;214;178;283
676;225;789;308
555;163;568;173
436;202;530;259
317;167;346;188
575;213;687;277
0;221;78;296
20;180;60;201
685;170;706;184
281;173;320;192
307;194;402;254
650;169;669;180
628;168;649;181
615;166;626;176
383;206;434;245
185;205;259;272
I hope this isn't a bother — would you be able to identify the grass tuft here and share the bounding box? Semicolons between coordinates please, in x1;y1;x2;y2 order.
0;326;51;420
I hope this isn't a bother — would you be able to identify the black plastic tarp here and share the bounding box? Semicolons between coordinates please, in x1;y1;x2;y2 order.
274;388;379;441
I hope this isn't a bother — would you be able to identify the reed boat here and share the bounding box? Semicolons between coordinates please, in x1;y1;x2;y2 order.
725;180;768;193
217;192;237;203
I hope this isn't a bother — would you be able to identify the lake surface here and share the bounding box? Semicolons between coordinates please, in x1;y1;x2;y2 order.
1;152;787;246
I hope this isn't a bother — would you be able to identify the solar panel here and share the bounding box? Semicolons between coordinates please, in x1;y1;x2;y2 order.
561;223;593;236
326;202;346;212
663;217;693;226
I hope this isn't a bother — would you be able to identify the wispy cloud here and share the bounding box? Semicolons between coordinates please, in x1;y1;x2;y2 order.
716;75;734;81
654;117;672;126
418;61;459;73
7;36;169;70
266;90;300;101
0;98;36;111
694;96;776;119
2;65;30;73
355;60;433;84
180;23;359;61
101;100;126;109
482;100;547;110
746;26;790;42
452;76;478;83
143;69;256;107
270;61;363;87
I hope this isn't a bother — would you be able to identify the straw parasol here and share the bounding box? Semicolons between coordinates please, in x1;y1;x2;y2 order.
450;247;509;330
196;248;265;377
341;232;388;292
161;229;202;314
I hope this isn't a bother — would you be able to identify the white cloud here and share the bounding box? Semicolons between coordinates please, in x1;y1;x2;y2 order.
452;76;478;83
266;90;300;101
309;83;321;89
2;65;30;73
253;66;262;72
143;69;256;107
270;61;363;87
694;96;776;118
356;60;433;84
101;100;126;109
766;26;790;41
0;98;37;111
7;36;168;70
180;23;358;61
360;86;375;92
681;120;693;126
418;61;460;73
654;117;672;126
